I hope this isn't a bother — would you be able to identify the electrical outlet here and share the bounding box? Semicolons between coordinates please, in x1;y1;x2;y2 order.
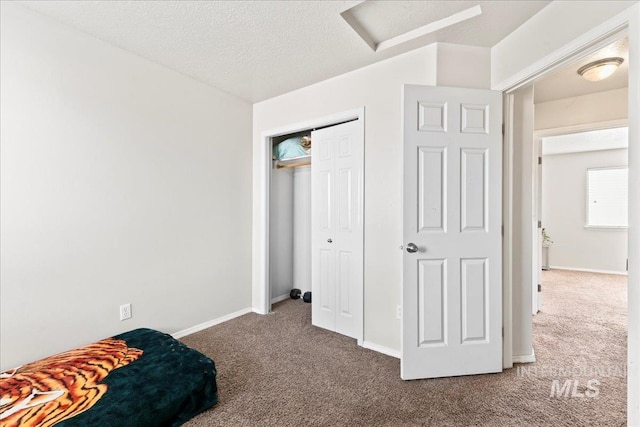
120;303;132;321
396;305;402;319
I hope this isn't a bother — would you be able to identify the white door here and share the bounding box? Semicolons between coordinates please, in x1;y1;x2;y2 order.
311;120;363;339
402;85;502;379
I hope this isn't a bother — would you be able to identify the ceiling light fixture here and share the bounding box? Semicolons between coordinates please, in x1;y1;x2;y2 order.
577;57;624;82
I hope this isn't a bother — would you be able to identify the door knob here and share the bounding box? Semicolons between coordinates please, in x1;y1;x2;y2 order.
406;243;418;253
327;238;333;243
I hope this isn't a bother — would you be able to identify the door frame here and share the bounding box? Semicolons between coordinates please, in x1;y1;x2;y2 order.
496;5;639;423
256;107;365;341
533;120;629;313
533;119;629;274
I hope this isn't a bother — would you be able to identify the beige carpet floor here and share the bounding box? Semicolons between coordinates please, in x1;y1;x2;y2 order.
181;269;627;426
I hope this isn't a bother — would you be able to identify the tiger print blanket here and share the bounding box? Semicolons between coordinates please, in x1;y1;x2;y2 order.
0;338;142;426
0;328;218;427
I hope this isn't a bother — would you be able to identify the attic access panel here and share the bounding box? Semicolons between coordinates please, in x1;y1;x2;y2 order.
340;1;550;52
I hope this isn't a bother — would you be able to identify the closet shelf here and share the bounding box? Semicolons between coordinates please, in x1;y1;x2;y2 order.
274;155;311;169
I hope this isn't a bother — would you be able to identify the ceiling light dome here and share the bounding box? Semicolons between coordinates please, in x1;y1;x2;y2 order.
577;57;624;82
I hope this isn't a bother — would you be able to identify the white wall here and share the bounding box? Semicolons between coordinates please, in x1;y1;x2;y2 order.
542;149;628;273
436;43;491;89
269;168;294;299
269;166;312;301
293;167;312;294
535;88;628;130
0;3;253;370
253;44;439;352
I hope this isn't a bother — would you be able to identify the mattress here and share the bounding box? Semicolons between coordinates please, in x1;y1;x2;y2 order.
0;328;218;427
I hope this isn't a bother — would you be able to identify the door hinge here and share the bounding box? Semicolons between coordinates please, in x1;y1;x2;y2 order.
502;327;504;338
538;284;542;292
538;156;542;165
538;220;542;229
501;224;504;236
502;123;505;136
627;258;629;271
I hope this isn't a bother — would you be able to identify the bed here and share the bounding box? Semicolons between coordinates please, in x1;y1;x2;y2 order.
0;328;218;427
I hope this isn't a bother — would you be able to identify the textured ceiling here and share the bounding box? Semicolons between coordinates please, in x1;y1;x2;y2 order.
18;0;550;102
535;38;629;104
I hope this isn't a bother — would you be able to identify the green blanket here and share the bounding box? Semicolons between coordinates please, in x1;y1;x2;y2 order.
61;328;218;427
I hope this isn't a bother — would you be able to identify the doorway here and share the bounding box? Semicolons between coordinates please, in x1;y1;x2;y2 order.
502;23;638;422
532;36;630;312
537;126;629;314
538;128;628;268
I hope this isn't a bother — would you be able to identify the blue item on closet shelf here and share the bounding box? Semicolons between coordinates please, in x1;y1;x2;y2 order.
274;136;307;160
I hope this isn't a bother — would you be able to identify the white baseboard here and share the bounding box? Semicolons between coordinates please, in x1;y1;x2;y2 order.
360;341;401;359
271;294;290;304
549;266;628;276
172;307;252;339
513;349;536;364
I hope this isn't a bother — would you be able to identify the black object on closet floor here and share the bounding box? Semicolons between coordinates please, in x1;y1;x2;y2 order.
289;288;311;303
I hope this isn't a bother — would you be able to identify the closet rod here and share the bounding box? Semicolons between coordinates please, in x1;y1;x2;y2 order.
309;118;358;132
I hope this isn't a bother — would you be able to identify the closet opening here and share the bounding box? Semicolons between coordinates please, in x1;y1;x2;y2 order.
269;130;313;305
260;108;365;342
